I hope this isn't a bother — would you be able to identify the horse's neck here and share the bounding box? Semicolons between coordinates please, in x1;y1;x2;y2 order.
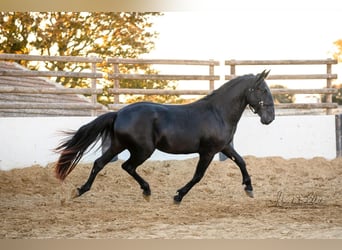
210;82;249;124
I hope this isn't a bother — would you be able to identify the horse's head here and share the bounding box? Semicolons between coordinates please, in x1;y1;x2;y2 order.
246;70;275;125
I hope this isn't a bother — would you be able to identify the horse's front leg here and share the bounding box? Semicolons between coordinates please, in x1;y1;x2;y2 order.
174;153;215;203
221;144;254;198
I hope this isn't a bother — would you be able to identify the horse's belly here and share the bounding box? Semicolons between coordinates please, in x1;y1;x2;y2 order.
155;134;199;154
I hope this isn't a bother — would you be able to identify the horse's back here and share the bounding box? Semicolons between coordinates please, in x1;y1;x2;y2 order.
113;102;201;152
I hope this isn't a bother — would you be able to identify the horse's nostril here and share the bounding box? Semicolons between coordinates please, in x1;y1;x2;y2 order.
262;116;274;125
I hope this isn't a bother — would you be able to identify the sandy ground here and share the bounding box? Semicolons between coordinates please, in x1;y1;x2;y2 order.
0;156;341;239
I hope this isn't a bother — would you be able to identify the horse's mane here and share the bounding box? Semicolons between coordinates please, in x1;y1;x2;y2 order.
201;74;255;101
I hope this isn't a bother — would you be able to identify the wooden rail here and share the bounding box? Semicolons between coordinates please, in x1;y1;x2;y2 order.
0;70;102;79
0;86;103;94
107;58;220;65
108;88;210;95
0;54;339;115
0;102;104;110
225;59;337;65
276;103;338;109
226;74;337;80
0;53;102;63
109;73;218;81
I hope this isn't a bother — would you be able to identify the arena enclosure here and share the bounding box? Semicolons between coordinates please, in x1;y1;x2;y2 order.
0;54;341;170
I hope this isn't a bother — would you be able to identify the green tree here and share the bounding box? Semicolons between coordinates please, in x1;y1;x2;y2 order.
0;12;177;105
0;12;41;66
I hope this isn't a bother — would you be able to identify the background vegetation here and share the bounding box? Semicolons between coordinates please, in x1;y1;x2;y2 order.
0;12;178;104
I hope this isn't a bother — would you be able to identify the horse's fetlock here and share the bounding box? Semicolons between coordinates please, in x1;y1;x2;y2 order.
243;177;251;185
141;183;151;196
173;194;183;204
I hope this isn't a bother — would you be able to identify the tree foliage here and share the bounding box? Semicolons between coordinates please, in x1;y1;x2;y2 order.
332;84;342;105
333;39;342;62
0;12;177;104
0;12;40;65
331;39;342;105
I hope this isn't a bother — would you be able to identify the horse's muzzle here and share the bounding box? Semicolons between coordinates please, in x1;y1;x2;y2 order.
260;113;275;125
261;117;274;125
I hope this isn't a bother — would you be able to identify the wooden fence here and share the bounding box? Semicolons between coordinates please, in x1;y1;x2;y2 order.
0;53;103;116
0;53;339;116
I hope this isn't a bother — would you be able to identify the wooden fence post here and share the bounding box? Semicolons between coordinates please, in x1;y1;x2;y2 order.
326;60;333;115
113;61;120;104
336;114;342;158
90;58;97;116
230;60;236;76
209;59;215;91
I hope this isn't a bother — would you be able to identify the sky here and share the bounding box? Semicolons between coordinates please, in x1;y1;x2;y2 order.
143;8;342;89
145;0;342;60
148;10;341;60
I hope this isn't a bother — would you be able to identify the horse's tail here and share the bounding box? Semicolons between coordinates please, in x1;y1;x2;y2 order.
54;112;117;181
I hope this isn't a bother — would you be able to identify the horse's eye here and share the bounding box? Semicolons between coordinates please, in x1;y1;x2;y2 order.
258;88;267;95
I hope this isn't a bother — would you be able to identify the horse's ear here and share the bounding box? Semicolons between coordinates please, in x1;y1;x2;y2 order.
264;69;270;79
256;69;270;86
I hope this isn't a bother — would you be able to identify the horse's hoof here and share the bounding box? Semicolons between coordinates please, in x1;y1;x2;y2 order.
143;194;151;202
245;189;254;198
173;200;181;205
71;188;80;199
142;189;151;202
173;195;182;204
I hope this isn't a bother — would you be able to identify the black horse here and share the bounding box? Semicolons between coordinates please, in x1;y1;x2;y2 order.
55;70;274;203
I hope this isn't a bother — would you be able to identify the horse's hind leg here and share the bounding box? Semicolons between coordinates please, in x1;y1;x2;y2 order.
221;144;253;198
76;146;120;197
122;150;152;200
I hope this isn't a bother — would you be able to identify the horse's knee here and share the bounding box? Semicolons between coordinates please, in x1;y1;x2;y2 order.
122;162;135;174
